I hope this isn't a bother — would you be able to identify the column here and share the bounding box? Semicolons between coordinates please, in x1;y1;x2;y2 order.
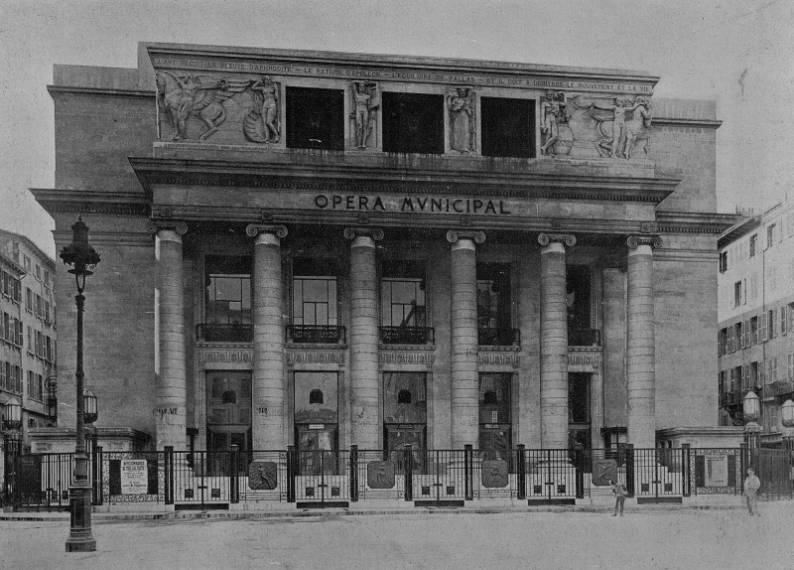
538;233;576;449
626;235;661;449
246;224;288;451
344;227;384;450
153;222;188;451
446;230;485;449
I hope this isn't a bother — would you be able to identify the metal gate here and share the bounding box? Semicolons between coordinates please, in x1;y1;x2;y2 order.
293;449;350;508
756;448;793;500
411;449;471;506
525;449;577;505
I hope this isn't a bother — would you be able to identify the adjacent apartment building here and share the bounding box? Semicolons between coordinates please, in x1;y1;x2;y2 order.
33;43;737;461
0;230;57;455
717;194;794;445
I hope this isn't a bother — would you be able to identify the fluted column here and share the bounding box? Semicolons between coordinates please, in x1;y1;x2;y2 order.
153;221;188;451
447;230;485;449
626;235;661;449
247;224;288;451
344;227;384;450
538;233;576;449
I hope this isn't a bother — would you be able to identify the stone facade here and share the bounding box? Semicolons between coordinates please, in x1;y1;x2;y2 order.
33;43;737;456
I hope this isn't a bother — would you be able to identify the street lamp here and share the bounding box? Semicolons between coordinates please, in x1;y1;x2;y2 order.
781;399;794;451
60;216;100;553
2;397;23;452
742;390;762;472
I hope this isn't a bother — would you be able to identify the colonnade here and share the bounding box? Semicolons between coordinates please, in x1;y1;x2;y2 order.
152;223;661;451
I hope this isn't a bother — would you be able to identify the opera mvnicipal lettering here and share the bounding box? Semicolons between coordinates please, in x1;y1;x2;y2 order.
314;194;511;215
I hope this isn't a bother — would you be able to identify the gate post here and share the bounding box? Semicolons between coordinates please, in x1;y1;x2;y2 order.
286;445;296;503
625;444;635;497
739;442;747;496
350;445;359;502
516;444;526;500
229;445;239;504
574;443;585;499
404;445;413;502
681;444;691;497
164;446;174;506
464;444;474;501
93;446;104;506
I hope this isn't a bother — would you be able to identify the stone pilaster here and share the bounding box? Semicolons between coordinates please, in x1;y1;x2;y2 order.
626;235;662;449
446;230;485;449
152;221;188;451
246;224;288;451
344;227;384;450
538;233;576;449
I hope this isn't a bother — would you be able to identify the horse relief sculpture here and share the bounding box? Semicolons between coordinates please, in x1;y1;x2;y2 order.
156;72;248;141
244;75;281;144
447;87;476;153
350;81;380;149
585;96;652;159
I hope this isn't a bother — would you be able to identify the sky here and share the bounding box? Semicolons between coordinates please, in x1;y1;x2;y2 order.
1;0;792;258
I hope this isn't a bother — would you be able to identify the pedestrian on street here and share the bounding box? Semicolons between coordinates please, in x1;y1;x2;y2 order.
610;479;627;516
743;467;761;516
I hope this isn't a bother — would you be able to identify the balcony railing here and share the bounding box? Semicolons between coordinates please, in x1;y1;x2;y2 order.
568;328;601;347
196;324;253;343
478;328;520;347
286;325;346;344
379;326;435;345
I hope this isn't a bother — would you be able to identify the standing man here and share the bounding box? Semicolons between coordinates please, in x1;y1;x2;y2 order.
743;468;761;516
610;479;627;517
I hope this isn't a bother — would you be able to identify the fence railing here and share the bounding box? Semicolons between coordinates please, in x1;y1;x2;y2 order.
3;445;791;510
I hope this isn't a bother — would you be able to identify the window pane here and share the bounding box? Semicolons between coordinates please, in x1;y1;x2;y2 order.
304;279;328;303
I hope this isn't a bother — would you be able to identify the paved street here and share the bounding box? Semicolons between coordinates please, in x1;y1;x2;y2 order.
1;504;792;570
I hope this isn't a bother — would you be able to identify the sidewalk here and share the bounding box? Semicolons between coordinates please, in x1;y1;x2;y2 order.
0;494;760;522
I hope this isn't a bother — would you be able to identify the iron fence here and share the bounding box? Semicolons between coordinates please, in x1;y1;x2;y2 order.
4;445;792;511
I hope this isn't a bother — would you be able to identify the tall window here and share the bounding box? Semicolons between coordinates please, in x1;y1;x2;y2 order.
292;259;338;326
381;260;426;328
749;234;757;257
479;373;512;461
767;224;776;249
205;256;251;325
477;263;514;345
734;281;742;307
719;252;728;273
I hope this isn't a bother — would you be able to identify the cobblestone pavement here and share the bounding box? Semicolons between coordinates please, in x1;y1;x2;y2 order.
1;504;792;570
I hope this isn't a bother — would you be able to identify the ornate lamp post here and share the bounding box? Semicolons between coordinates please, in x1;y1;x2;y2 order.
742;390;762;472
60;217;100;553
45;376;58;426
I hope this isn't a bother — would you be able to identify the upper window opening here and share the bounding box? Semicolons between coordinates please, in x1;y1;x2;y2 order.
309;389;324;405
397;389;412;404
382;92;444;154
480;97;536;158
286;87;344;151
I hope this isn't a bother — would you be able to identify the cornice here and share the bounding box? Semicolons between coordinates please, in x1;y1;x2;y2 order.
46;85;154;99
657;211;739;235
147;43;658;86
130;157;679;205
30;188;150;217
653;118;723;129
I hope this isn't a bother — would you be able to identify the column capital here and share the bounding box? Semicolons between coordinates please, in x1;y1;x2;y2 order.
538;233;576;247
627;235;663;250
343;227;384;241
446;230;485;244
146;220;188;236
246;224;288;239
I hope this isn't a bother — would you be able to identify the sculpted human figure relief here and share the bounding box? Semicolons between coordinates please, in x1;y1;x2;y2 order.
244;75;281;144
587;96;652;159
540;91;569;156
350;81;380;149
156;72;244;140
447;87;476;153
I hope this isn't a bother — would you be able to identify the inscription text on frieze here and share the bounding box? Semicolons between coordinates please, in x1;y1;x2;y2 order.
315;195;512;215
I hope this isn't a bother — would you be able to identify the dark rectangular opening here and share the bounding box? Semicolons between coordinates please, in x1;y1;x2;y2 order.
286;87;345;150
480;97;535;158
382;92;444;154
